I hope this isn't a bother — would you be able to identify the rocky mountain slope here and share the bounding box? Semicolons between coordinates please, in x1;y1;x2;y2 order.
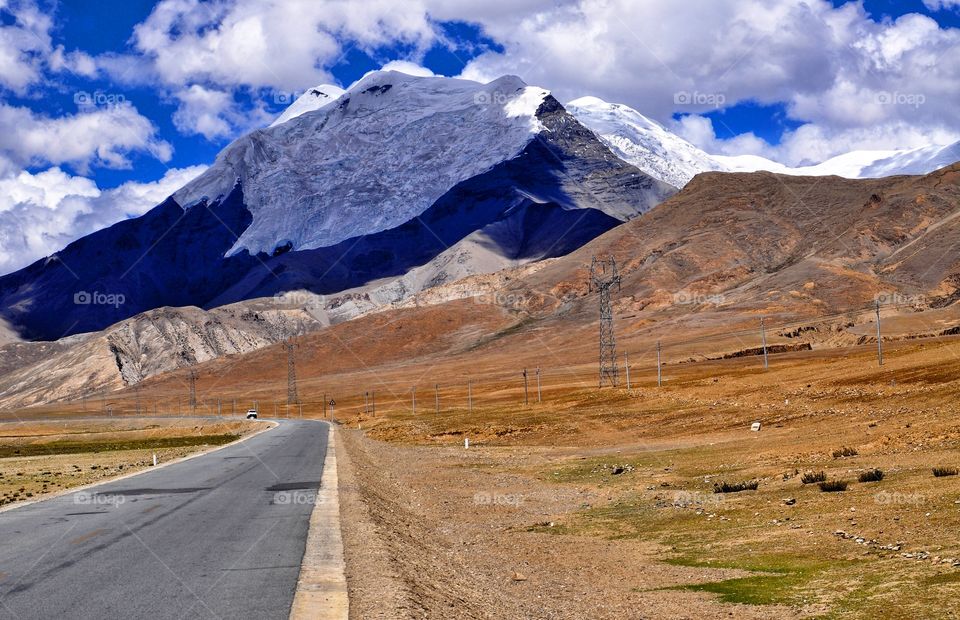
0;301;324;408
0;71;675;342
567;96;723;187
5;164;959;409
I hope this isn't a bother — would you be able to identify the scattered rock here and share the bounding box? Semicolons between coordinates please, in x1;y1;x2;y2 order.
783;498;797;506
511;572;527;582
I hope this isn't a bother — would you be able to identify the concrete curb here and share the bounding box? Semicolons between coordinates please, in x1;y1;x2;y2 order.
290;423;349;620
0;419;278;515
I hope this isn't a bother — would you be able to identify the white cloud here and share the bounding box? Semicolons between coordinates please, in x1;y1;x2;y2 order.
0;102;172;173
923;0;960;10
0;0;52;92
129;0;437;91
0;165;207;275
454;0;960;164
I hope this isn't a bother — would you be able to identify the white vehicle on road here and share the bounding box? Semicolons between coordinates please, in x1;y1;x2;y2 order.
246;409;258;419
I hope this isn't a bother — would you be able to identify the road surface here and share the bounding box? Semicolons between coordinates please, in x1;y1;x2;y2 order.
0;420;328;620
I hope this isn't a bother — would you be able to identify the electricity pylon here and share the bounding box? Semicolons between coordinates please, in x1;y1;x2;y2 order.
590;256;622;388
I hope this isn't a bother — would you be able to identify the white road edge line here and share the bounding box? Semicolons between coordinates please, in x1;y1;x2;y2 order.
0;419;279;515
290;423;348;620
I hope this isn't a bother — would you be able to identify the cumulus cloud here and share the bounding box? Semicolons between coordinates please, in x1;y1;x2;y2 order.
0;165;207;275
0;102;172;173
923;0;960;10
0;0;53;92
129;0;437;90
455;0;960;164
171;84;274;139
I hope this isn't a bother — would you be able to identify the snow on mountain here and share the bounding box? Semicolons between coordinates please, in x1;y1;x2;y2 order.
1;71;674;341
566;96;722;188
175;71;557;257
714;142;960;179
566;95;958;182
861;142;960;177
269;84;345;127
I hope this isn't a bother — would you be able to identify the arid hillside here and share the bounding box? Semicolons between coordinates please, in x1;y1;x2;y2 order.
3;164;960;410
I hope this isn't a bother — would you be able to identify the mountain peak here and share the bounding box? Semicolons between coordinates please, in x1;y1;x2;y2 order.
269;84;346;127
567;96;721;188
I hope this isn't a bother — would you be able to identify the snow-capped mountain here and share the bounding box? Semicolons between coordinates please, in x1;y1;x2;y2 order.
566;96;722;188
568;95;959;183
269;85;345;127
0;71;675;341
714;143;960;179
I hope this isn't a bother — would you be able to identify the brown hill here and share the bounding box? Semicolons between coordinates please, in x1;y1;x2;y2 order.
3;164;960;409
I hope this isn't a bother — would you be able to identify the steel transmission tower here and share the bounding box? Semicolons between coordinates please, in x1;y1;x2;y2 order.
187;369;197;413
284;338;299;405
590;256;622;387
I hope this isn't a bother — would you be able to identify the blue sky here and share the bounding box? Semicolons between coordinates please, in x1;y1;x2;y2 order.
3;0;959;186
0;0;959;274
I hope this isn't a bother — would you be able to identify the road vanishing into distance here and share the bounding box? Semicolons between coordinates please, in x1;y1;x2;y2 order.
0;420;328;620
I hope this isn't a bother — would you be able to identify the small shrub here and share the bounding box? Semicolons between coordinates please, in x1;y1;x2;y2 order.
832;447;859;459
933;467;959;478
858;469;884;483
819;479;849;492
801;471;826;484
714;480;759;494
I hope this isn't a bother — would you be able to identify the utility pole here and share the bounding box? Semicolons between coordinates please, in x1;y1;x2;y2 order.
656;340;663;387
624;353;631;390
412;387;416;415
536;367;542;404
364;391;369;416
468;381;473;413
435;384;440;414
761;317;769;370
283;338;299;406
590;256;622;387
523;368;529;406
371;391;376;417
134;384;141;416
217;398;222;417
323;393;327;418
876;300;884;366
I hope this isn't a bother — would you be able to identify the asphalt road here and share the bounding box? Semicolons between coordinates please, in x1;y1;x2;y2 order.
0;419;329;620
